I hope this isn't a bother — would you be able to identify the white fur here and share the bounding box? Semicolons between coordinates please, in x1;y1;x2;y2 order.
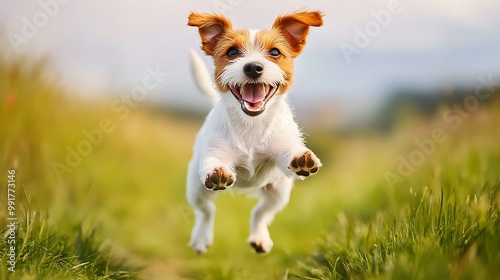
249;29;258;44
187;47;320;254
219;53;285;88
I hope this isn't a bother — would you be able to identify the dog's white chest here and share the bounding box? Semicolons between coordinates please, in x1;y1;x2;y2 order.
233;152;276;188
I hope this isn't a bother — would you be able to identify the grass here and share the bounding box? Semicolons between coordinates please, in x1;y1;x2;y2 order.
1;52;499;279
0;189;135;279
289;108;500;279
292;183;500;279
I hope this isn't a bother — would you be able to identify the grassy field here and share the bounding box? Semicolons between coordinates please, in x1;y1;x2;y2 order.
1;56;499;279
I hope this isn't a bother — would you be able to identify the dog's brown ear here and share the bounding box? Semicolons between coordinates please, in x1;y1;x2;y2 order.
272;10;323;57
188;13;233;56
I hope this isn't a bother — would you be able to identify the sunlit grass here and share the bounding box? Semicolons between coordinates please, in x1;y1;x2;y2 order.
0;191;135;279
291;180;500;279
290;101;500;279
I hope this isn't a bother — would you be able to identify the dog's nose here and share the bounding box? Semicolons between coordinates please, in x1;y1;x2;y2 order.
243;62;264;79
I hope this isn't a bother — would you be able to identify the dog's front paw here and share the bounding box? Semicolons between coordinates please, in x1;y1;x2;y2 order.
289;150;321;177
204;167;235;191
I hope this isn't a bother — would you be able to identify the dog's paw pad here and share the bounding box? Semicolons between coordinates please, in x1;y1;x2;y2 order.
204;167;235;191
247;236;273;254
250;241;267;254
289;151;321;177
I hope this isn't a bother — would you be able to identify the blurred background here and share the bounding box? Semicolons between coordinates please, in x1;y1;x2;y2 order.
1;0;499;279
2;0;499;126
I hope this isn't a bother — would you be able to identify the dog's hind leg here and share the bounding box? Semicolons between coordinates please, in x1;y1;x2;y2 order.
186;162;218;254
247;175;293;253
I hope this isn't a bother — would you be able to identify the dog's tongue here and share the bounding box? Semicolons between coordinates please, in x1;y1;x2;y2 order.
242;84;265;103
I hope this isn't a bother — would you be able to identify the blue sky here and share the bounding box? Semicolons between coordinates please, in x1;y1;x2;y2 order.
2;0;500;125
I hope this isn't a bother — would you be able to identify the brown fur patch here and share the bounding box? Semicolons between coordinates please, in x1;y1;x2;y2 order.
272;10;324;57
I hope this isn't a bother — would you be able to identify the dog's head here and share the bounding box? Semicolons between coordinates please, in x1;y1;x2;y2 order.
188;11;323;117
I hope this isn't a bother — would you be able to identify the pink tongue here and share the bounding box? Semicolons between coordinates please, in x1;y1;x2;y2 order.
242;84;265;103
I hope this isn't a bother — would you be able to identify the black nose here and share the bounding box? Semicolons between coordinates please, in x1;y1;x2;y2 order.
243;62;264;79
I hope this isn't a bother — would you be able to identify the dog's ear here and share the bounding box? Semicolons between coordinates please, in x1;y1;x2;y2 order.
272;10;323;57
188;13;233;56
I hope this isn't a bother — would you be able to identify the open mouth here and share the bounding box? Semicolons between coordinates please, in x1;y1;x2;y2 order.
229;84;278;117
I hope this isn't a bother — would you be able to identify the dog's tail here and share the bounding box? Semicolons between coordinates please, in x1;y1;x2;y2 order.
189;48;220;106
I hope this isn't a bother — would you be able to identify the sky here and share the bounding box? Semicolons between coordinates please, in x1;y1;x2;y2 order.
2;0;500;125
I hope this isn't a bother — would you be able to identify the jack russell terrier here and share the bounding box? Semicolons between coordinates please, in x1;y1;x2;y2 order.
186;10;323;254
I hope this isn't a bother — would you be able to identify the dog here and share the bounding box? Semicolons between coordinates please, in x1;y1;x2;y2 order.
186;10;323;254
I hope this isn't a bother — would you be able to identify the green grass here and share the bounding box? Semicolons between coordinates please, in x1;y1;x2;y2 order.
0;191;135;279
291;183;500;279
1;52;499;279
289;107;500;279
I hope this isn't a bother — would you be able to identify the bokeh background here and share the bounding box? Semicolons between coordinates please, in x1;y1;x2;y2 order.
1;0;499;279
3;0;500;124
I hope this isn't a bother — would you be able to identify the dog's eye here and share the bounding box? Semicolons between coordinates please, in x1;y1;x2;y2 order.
269;48;281;57
226;47;239;57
